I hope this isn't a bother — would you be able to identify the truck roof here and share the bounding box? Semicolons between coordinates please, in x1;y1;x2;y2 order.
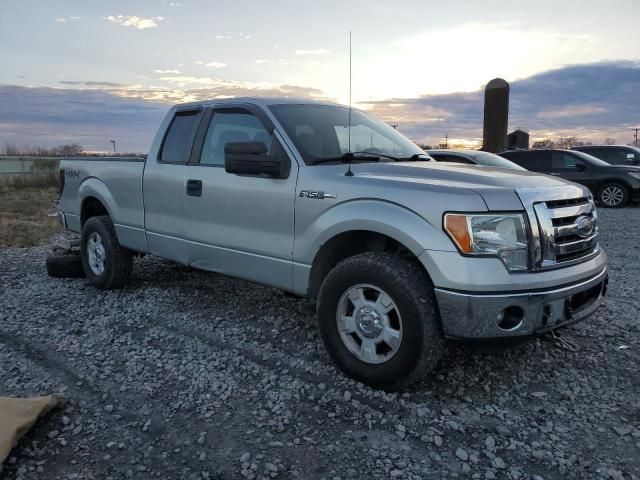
172;96;344;110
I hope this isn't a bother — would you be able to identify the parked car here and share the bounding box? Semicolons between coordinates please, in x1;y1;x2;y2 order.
55;99;608;388
428;149;526;170
572;145;640;166
499;149;640;207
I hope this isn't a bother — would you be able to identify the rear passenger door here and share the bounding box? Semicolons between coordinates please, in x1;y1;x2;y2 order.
183;105;298;290
143;107;203;264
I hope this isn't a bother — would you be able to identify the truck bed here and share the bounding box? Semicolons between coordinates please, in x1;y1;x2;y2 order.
58;157;148;252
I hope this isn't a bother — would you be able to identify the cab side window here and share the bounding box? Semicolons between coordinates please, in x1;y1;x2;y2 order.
200;111;272;166
160;110;203;163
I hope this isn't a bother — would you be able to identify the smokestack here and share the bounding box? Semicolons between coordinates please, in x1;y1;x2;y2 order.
482;78;509;153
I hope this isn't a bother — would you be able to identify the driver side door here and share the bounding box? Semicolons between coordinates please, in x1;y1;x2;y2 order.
183;105;299;290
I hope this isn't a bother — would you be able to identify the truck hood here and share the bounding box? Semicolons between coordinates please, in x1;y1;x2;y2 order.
354;161;576;210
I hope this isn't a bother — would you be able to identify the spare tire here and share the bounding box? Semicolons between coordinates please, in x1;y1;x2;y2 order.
46;254;85;278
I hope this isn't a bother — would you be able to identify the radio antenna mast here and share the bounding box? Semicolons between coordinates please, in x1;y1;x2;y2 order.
345;31;354;176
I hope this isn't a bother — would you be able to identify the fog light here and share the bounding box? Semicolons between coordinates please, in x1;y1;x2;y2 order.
497;306;524;331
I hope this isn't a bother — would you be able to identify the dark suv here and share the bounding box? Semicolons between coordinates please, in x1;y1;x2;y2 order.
572;145;640;166
499;149;640;207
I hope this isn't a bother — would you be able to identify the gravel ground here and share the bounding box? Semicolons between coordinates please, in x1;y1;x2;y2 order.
1;208;639;480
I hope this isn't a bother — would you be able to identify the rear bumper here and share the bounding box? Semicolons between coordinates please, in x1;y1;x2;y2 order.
435;267;608;340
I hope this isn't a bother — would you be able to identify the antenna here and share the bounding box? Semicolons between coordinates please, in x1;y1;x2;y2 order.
345;31;354;176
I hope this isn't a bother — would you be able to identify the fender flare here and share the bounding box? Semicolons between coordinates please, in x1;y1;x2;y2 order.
77;177;116;224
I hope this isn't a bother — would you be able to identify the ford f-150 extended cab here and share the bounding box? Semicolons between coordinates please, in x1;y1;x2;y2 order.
57;98;608;388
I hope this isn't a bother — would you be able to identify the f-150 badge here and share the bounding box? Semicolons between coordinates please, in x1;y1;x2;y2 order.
299;191;337;199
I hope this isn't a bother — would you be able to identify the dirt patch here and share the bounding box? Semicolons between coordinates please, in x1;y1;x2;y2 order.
0;186;60;247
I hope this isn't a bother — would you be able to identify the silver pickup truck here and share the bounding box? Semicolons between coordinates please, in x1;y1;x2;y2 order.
57;98;608;388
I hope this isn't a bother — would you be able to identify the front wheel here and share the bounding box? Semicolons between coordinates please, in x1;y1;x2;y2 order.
81;215;133;289
598;182;629;208
317;252;444;389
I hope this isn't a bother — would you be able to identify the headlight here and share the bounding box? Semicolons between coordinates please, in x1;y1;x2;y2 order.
627;172;640;180
444;213;529;271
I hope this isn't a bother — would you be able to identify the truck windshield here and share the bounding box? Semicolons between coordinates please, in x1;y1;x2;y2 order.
269;104;428;165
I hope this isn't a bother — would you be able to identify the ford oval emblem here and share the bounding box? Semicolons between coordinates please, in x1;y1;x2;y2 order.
575;215;594;238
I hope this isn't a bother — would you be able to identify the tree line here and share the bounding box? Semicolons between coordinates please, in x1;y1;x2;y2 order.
2;142;84;157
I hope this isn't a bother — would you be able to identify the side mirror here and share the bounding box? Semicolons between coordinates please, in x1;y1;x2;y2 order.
574;162;586;171
224;142;284;178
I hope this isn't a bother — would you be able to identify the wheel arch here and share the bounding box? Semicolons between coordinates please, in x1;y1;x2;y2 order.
306;229;434;299
77;177;115;226
596;178;633;206
296;199;453;298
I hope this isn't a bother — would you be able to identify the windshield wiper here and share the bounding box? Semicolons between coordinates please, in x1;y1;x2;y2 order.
400;153;431;161
310;151;407;165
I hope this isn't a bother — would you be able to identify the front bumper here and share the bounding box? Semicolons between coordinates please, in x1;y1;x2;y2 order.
435;267;608;339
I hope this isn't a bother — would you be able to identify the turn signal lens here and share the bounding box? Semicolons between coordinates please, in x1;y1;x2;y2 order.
444;214;472;253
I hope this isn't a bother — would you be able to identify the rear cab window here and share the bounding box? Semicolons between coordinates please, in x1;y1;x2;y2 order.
160;110;203;163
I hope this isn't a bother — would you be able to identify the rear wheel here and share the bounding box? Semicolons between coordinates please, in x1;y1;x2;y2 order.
81;215;133;289
598;182;629;208
317;252;444;389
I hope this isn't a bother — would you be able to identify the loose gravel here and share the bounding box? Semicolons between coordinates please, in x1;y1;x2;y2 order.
1;208;639;480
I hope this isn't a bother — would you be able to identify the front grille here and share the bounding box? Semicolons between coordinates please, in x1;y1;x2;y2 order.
545;197;589;209
533;197;599;270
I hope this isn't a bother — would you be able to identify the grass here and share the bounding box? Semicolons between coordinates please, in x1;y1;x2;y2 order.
0;179;60;247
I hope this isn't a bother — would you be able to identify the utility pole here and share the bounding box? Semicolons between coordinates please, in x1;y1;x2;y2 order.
110;139;117;155
445;134;448;149
634;128;639;147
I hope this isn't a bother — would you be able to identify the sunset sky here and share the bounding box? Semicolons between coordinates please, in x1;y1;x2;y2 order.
1;0;639;152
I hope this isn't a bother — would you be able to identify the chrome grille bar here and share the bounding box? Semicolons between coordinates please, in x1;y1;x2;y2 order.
516;186;600;271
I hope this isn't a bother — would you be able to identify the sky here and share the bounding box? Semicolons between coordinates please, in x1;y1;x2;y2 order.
0;0;639;152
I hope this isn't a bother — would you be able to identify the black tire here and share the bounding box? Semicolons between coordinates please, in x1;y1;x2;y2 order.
317;252;444;389
46;254;85;278
80;215;133;289
597;182;629;208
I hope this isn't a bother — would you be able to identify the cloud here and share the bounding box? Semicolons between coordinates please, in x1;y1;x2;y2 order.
0;85;167;152
103;15;164;30
0;81;328;151
364;60;640;146
153;69;181;74
59;81;126;87
55;16;80;23
295;49;329;55
195;61;226;68
3;61;639;152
